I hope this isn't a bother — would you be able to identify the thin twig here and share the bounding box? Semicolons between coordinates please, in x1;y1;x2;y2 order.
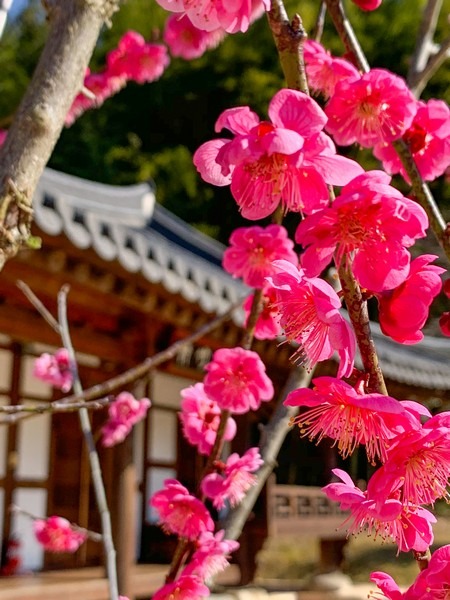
313;0;327;42
324;0;369;72
338;264;387;395
324;0;450;267
267;0;309;92
222;367;312;540
0;397;112;419
408;0;443;89
1;300;242;426
58;286;119;600
9;504;103;542
411;33;450;96
17;280;61;333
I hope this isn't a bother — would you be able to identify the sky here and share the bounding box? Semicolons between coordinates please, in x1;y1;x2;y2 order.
9;0;29;17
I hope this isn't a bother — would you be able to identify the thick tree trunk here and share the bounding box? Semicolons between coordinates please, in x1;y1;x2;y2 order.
0;0;121;269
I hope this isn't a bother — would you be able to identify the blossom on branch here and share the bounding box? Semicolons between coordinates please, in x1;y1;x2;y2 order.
267;260;356;378
325;69;416;147
150;479;214;540
106;31;170;84
156;0;269;33
371;545;450;599
203;347;273;414
323;469;436;553
201;447;263;509
285;377;425;464
65;69;126;126
185;530;239;580
351;0;382;10
33;516;87;553
223;224;298;288
152;574;210;600
194;89;363;219
179;383;236;455
368;424;450;507
376;254;444;344
374;99;450;182
33;348;74;392
304;40;359;99
296;171;428;292
243;288;281;340
163;15;225;60
101;392;151;447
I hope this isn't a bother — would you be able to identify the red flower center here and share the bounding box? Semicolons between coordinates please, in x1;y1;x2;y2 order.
403;122;428;154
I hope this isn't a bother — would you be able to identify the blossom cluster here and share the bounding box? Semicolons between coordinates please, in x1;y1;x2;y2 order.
283;374;450;556
101;391;151;447
189;49;449;596
33;516;87;553
148;347;271;597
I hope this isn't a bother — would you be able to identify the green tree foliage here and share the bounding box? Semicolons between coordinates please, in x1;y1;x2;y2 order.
0;0;449;241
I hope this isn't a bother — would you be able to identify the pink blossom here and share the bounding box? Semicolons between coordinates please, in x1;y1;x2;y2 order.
0;130;7;145
65;69;125;126
223;224;298;288
323;469;435;553
377;254;444;344
179;383;236;455
285;377;424;464
101;392;151;447
203;347;273;414
374;99;450;182
370;572;407;600
351;0;382;9
107;31;169;84
152;574;210;600
194;89;363;219
369;425;450;507
440;311;450;336
163;15;225;60
150;479;214;540
325;69;417;147
156;0;269;33
304;40;360;99
267;260;356;378
371;545;450;600
33;516;87;553
296;171;429;292
186;530;239;580
243;289;281;340
33;348;74;392
201;447;263;509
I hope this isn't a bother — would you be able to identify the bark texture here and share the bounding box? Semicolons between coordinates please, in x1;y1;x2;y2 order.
0;0;121;269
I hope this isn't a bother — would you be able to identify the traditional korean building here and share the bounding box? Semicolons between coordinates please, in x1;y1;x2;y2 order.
0;168;448;589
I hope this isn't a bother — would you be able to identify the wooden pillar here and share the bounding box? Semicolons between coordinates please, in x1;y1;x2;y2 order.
115;433;137;599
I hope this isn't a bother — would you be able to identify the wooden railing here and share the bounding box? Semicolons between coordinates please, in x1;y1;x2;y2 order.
267;482;349;539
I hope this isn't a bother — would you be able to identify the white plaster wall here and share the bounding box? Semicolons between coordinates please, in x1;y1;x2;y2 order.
0;396;8;479
0;348;12;390
13;488;47;572
148;409;177;463
16;413;50;480
152;372;194;409
19;355;52;399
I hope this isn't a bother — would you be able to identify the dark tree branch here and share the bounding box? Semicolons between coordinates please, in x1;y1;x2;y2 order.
222;367;312;540
0;0;121;268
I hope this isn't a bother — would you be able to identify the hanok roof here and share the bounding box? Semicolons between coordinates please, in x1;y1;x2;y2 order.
33;168;450;391
34;168;248;317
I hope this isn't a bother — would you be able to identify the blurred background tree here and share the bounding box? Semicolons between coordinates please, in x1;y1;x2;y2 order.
0;0;449;242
